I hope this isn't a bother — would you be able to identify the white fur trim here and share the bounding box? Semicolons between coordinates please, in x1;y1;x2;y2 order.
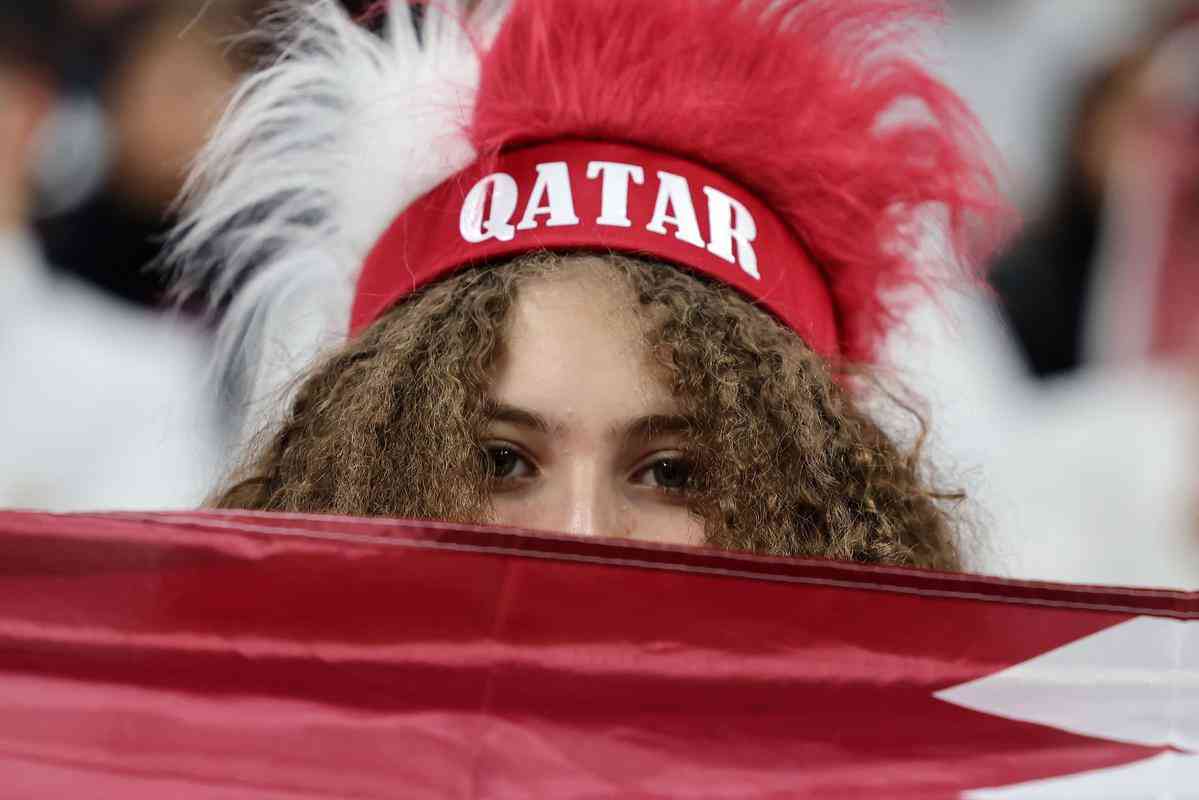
167;0;504;449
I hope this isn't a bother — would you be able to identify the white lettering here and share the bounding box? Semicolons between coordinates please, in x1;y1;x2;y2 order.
460;173;518;243
516;161;580;230
703;186;760;279
646;171;705;248
586;161;645;228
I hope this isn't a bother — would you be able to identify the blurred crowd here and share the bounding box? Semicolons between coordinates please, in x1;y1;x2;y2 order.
901;0;1199;587
0;0;259;510
0;0;1197;588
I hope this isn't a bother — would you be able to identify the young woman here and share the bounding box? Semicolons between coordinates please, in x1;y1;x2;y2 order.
169;0;1002;569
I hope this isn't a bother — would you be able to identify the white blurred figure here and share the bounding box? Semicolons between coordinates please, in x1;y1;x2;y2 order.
0;0;223;510
899;6;1199;589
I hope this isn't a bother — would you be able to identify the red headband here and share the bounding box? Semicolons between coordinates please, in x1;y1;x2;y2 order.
352;140;840;357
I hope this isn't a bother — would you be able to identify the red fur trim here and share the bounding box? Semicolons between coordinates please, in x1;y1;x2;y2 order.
353;1;391;28
470;0;1008;364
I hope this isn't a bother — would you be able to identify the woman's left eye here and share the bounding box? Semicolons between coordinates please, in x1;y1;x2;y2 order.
632;456;694;492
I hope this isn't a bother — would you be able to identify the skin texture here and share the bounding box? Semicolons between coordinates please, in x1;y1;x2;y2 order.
214;251;963;570
484;262;705;545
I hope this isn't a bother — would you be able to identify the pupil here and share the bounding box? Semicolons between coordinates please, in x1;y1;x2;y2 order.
653;459;690;489
489;447;519;478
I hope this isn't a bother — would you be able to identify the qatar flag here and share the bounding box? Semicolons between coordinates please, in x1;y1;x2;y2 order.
0;510;1194;798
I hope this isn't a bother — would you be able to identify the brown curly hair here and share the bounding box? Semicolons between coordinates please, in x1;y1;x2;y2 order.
214;251;963;570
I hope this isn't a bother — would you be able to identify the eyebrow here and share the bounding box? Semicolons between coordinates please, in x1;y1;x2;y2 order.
621;414;693;445
484;401;692;445
483;401;554;434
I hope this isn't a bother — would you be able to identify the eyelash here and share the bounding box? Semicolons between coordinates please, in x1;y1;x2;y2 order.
482;443;694;495
630;454;694;494
483;443;537;485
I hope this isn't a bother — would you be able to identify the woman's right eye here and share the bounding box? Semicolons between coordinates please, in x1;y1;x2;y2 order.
484;444;535;481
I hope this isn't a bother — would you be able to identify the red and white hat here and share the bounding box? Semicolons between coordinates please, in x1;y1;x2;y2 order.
169;0;1004;439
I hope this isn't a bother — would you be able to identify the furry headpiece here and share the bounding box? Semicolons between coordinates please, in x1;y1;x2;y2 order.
169;0;1002;439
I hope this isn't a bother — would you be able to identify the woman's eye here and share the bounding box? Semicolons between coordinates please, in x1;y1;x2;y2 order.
634;456;693;492
485;444;534;481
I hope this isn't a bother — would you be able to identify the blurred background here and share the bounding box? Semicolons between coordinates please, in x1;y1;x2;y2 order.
0;0;1196;588
896;0;1199;589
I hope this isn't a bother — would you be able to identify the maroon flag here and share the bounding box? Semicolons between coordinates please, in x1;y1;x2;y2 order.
0;510;1194;798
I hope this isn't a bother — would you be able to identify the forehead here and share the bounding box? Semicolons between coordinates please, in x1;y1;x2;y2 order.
489;257;678;424
509;255;643;330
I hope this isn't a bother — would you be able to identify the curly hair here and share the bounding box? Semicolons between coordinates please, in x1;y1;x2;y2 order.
214;251;963;570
